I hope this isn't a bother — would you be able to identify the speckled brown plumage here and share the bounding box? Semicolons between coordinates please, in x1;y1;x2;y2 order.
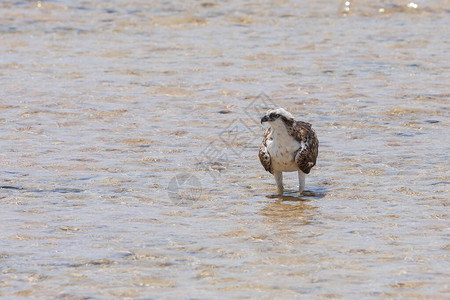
258;127;273;173
291;121;318;174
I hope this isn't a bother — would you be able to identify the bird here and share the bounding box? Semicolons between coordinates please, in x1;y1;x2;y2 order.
259;108;318;194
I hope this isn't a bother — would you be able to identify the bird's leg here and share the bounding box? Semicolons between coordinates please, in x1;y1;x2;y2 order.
298;170;306;192
274;171;284;194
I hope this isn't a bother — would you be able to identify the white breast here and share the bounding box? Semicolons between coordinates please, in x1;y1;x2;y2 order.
267;131;301;172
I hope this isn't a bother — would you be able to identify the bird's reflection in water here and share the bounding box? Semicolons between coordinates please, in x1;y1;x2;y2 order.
265;188;325;201
260;189;325;230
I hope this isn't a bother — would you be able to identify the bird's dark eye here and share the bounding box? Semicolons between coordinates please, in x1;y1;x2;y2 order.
274;114;280;118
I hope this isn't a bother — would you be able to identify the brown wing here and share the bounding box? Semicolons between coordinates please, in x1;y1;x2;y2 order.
291;121;319;174
258;127;273;174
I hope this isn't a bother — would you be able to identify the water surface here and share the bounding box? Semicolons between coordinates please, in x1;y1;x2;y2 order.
1;0;449;298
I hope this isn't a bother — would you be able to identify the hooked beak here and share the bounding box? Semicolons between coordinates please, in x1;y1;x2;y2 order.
261;115;270;124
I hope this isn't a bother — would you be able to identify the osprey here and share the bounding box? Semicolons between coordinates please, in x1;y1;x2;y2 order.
259;108;318;194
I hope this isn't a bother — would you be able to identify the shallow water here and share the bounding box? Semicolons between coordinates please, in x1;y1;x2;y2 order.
1;0;449;298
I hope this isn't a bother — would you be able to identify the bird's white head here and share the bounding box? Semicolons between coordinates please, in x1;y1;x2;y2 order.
260;108;295;128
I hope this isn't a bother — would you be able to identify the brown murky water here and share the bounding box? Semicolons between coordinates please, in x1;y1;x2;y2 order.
1;0;449;298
